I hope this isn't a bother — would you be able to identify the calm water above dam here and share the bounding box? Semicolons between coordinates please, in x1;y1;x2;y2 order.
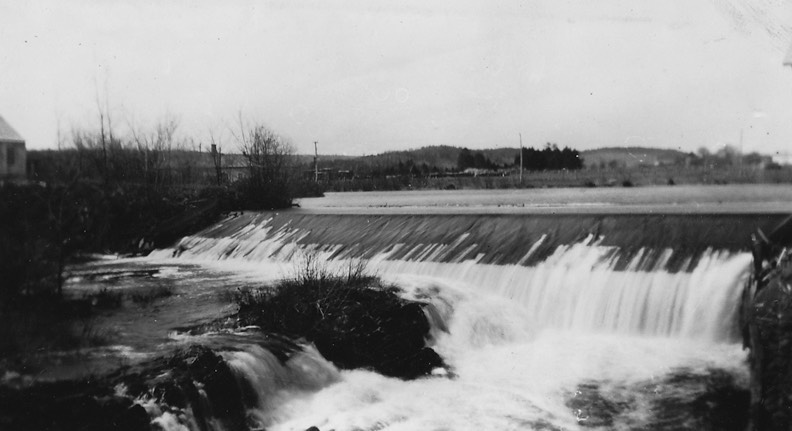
38;186;792;430
296;184;792;214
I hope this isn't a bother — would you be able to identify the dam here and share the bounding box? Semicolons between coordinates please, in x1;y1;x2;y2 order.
20;187;792;430
136;187;790;430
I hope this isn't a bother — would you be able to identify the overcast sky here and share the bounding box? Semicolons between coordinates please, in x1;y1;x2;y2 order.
2;0;791;155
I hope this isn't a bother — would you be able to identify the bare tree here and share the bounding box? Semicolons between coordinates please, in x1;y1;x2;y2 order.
129;116;179;188
232;117;296;208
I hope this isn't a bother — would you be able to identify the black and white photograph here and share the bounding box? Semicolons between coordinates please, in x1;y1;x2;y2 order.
1;1;792;430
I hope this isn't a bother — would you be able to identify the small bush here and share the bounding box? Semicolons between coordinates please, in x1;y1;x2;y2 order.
235;256;444;379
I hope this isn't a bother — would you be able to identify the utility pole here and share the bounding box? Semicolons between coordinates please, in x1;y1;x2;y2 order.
738;128;745;176
519;133;523;184
314;141;319;182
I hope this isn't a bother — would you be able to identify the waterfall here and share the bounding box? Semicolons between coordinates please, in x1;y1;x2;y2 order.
136;210;764;430
136;334;341;431
151;212;753;343
6;209;767;431
372;244;751;342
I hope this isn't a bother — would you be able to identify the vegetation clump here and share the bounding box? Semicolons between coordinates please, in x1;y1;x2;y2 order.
236;259;445;379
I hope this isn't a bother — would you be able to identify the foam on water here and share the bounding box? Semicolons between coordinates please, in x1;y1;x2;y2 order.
262;277;748;431
146;213;754;430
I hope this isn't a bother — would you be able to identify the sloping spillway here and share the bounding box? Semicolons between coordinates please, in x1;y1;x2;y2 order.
143;209;789;430
161;211;785;270
153;211;786;341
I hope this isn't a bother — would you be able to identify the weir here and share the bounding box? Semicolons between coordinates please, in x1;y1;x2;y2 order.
7;208;783;430
154;210;788;342
162;211;787;270
128;208;792;430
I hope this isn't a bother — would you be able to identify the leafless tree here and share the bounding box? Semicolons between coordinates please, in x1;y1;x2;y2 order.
129;116;179;188
232;116;296;208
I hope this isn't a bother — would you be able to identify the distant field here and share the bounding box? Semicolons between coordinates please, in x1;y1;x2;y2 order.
296;184;792;214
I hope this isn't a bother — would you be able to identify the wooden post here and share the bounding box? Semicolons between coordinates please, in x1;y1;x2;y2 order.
314;141;319;182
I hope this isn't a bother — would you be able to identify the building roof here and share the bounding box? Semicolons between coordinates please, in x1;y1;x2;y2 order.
0;115;25;143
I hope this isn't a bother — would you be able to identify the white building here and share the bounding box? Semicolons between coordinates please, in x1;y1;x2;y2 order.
0;115;26;180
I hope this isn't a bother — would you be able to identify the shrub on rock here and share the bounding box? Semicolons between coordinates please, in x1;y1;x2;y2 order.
236;260;445;379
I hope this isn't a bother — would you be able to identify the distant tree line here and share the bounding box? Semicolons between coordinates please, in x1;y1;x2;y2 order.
514;143;583;171
457;148;499;170
303;144;585;191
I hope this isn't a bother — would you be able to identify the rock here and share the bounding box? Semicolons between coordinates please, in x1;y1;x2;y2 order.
0;381;151;431
310;293;446;379
141;345;248;431
239;279;448;380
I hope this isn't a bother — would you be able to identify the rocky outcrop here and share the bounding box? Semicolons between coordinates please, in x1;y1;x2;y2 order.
0;342;296;431
237;279;446;380
0;381;150;431
120;344;250;431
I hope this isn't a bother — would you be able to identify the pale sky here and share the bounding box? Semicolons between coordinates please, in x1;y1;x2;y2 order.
2;0;791;155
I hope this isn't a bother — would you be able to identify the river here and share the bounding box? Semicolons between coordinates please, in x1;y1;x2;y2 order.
34;186;792;430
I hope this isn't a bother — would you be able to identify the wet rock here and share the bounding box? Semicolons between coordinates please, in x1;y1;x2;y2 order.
118;344;248;431
0;381;150;431
566;382;630;428
239;280;447;380
645;369;749;431
0;342;289;431
175;345;246;424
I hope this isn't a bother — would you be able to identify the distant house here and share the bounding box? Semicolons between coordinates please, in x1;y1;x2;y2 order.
0;115;26;180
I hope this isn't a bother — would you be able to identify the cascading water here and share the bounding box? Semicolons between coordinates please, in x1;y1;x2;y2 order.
139;212;757;430
153;213;751;342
